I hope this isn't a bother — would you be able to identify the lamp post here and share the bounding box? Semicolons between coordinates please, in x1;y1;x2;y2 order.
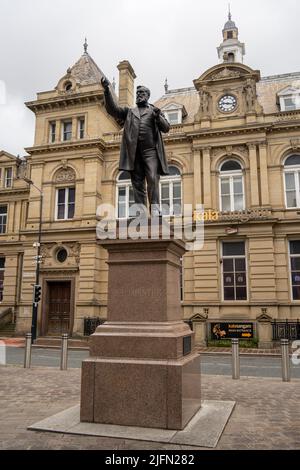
29;180;43;343
16;156;43;343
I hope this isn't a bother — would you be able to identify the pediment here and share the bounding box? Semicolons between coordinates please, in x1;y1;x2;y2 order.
0;150;17;163
256;313;273;322
161;101;188;118
189;313;208;322
277;86;300;97
194;63;261;90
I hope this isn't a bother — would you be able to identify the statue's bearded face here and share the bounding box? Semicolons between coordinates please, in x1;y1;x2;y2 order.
136;88;150;106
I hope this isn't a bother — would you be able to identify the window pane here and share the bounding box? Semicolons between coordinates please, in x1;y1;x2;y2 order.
63;122;72;140
161;183;170;200
285;173;295;190
285;155;300;166
58;189;65;203
235;258;246;271
235;273;246;286
118;187;126;203
0;206;7;215
168;112;179;124
236;287;247;300
0;258;5;269
223;274;234;286
223;259;233;272
118;202;126;219
57;205;65;219
173;182;181;199
68;188;75;203
129;187;136;217
291;257;300;270
221;196;231;212
118;171;131;181
233;177;243;194
173;203;181;216
290;241;300;254
168;166;181;176
221;161;242;172
292;286;300;300
286;191;297;208
68;203;75;219
221;178;230;194
234;195;244;210
291;272;300;285
223;242;245;256
224;287;235;300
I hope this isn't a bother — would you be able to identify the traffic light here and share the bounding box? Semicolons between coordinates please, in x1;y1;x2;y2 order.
34;284;42;303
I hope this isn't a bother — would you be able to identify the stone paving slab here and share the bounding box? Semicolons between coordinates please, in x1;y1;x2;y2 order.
28;400;235;448
0;365;300;449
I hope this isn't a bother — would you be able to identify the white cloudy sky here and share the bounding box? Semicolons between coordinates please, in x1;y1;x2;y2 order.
1;0;300;156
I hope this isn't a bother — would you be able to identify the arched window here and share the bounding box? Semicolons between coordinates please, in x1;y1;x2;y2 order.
160;165;182;216
228;52;235;62
284;155;300;208
116;166;182;218
219;160;244;212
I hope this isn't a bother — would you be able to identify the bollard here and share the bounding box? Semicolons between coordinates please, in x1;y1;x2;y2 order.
24;333;32;368
60;333;68;370
231;338;240;379
281;339;291;382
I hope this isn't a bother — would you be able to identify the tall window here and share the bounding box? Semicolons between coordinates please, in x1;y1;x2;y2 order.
62;121;72;141
56;188;75;220
289;241;300;300
219;160;244;212
116;171;135;219
49;121;56;143
0;257;5;301
284;155;300;208
160;166;182;216
78;118;85;139
222;241;247;301
116;166;182;218
0;205;7;233
4;167;13;188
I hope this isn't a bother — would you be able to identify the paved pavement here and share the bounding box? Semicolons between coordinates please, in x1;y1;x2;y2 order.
0;364;299;450
3;346;300;378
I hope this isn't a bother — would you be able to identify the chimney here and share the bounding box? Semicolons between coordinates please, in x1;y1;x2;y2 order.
117;60;136;107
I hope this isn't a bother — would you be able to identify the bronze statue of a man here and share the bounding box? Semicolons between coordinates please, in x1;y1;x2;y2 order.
101;77;170;215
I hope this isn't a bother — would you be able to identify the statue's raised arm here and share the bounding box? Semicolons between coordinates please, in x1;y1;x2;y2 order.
101;76;128;124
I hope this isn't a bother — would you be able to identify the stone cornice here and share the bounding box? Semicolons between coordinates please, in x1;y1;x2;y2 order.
25;90;104;113
25;138;106;155
0;188;30;196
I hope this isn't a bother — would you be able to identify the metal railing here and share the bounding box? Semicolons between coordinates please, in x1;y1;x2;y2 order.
83;317;105;336
272;320;300;341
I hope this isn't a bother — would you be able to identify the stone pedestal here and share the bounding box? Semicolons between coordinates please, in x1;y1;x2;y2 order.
80;235;201;430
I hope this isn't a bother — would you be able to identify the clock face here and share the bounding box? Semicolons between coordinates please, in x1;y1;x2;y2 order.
218;95;237;113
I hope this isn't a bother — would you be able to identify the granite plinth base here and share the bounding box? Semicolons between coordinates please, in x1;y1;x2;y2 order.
80;352;201;430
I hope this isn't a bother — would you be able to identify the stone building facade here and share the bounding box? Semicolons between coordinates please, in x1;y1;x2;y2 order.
1;16;300;346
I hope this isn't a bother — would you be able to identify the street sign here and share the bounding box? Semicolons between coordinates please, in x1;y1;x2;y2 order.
211;322;254;340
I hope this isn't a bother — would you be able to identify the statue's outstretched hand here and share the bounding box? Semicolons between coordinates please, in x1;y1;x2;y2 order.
101;76;110;90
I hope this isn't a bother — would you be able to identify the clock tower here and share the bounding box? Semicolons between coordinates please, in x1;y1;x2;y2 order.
217;8;245;64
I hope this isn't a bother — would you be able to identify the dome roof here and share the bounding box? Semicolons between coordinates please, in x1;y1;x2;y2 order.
223;12;238;31
224;19;237;30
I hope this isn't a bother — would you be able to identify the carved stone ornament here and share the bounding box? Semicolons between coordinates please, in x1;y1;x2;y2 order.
290;139;300;150
212;145;248;159
68;243;81;264
211;68;241;80
55;167;76;183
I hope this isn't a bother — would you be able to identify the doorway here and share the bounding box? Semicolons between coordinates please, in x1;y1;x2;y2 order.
46;281;72;335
